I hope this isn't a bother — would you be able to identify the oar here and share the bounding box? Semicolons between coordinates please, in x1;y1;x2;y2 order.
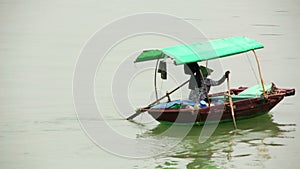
126;79;189;120
227;76;237;129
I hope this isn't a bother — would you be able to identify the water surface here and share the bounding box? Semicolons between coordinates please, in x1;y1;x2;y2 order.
0;0;299;169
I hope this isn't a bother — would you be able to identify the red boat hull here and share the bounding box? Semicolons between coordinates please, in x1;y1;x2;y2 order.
147;89;293;124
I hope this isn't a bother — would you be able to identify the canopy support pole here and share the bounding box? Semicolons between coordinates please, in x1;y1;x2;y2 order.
154;59;159;101
252;50;266;97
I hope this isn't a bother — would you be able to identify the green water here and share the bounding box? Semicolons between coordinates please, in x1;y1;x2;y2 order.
0;0;299;168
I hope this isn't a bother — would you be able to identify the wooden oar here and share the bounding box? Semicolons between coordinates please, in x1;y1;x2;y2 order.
126;79;189;120
227;76;237;129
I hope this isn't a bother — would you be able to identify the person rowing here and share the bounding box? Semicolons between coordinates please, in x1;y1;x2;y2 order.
184;62;230;103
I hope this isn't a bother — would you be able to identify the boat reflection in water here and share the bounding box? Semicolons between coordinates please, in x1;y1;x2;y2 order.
142;113;295;169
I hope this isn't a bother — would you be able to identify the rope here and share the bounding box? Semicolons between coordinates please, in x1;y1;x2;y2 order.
198;68;211;105
246;52;259;84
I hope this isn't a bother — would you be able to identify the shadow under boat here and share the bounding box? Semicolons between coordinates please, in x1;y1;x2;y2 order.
147;113;288;136
141;113;295;168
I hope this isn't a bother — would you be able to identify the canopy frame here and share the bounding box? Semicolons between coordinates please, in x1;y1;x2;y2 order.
135;36;267;105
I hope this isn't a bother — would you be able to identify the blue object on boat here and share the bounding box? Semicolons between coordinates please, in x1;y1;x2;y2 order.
151;100;196;109
199;100;208;108
213;98;224;105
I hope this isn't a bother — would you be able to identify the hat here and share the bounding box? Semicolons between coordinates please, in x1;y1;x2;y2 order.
199;66;214;75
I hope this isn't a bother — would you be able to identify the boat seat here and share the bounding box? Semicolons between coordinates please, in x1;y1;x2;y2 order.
211;84;272;101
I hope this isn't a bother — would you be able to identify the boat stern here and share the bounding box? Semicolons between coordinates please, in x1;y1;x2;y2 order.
274;87;295;97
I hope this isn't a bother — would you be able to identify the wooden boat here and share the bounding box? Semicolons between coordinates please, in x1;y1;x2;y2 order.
128;36;295;124
146;86;295;123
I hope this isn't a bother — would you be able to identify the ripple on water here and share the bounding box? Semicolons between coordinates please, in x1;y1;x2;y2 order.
144;113;295;168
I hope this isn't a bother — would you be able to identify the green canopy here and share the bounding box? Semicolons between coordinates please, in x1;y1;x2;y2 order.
134;36;264;65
